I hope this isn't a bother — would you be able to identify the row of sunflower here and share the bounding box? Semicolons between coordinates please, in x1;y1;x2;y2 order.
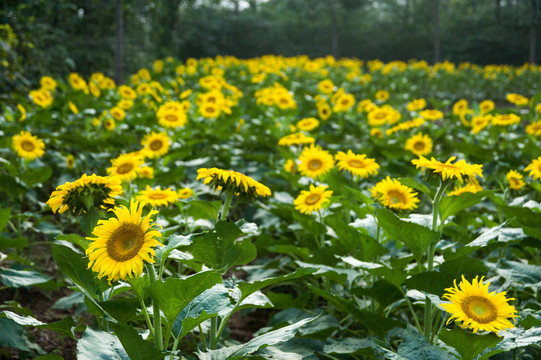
0;55;540;359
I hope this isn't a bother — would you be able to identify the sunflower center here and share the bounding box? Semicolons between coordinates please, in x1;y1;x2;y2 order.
305;193;321;205
388;190;405;205
117;162;134;174
149;140;163;151
348;159;365;168
106;224;145;262
307;159;323;171
413;141;426;151
148;192;168;200
375;112;386;119
205;106;216;113
165;114;177;122
21;140;36;152
462;296;498;324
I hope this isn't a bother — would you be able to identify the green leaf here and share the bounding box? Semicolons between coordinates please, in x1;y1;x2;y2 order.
323;337;377;356
439;256;488;285
439;190;493;223
398;177;430;195
308;286;405;338
149;270;222;324
439;327;501;360
186;200;221;220
112;323;165;360
20;166;52;187
352;279;402;308
404;271;448;296
155;234;192;265
0;311;75;339
128;273;150;300
398;327;455;359
197;317;317;359
77;327;129;360
0;317;42;353
376;208;438;262
56;234;91;250
291;211;327;237
295;261;361;286
80;207;101;235
0;207;11;232
190;221;256;271
0;268;52;288
498;205;541;228
34;355;65;360
0;236;28;251
99;297;140;323
0;174;26;198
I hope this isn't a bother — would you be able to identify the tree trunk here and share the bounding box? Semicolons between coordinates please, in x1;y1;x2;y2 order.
530;0;537;64
115;0;124;85
433;0;441;63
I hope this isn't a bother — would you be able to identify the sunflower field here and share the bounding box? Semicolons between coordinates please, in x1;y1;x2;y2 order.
1;56;541;360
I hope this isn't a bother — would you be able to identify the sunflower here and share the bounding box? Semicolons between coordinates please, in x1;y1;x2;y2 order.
199;102;221;118
297;145;334;179
419;109;444;121
85;199;162;283
40;76;57;91
506;93;528;106
196;167;271;198
404;133;433;156
110;107;126;121
137;186;180;207
367;107;390;126
370;177;419;211
178;188;194;199
17;104;26;122
294;184;333;215
68;101;79;114
278;132;315;147
107;153;144;182
297;117;320;132
66;154;75;169
47;174;123;215
479;100;495;114
453;99;469;115
412;156;483;183
525;121;541;136
333;93;355;112
335;150;379;178
317;102;331;120
491;113;520;126
370;128;383;138
141;132;170;158
158;109;187;128
524;156;541;181
506;170;525;190
12;131;45;161
407;98;426;112
471;115;491;134
138;166;154;179
440;275;518;334
318;79;334;94
448;178;483;196
30;89;54;108
375;90;389;102
118;85;137;99
103;118;116;131
284;159;296;174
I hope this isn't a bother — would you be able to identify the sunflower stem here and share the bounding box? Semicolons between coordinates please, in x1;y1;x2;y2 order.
147;264;163;350
209;317;219;349
424;179;448;342
219;191;234;221
400;288;422;334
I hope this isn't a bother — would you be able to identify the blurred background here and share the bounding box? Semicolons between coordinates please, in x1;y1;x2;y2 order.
1;0;540;92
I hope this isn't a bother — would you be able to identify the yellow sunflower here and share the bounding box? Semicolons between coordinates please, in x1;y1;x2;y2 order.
506;93;529;106
40;76;57;91
405;133;433;156
29;89;54;108
278;132;315;147
412;156;483;183
12;131;45;161
440;275;518;334
525;121;541;136
318;79;334;94
479;100;495;114
107;153;144;182
86;199;162;283
333;93;355;112
375;90;389;102
370;177;419;211
506;170;525;190
110;107;126;121
471;115;491;134
178;188;194;199
294;184;333;215
297;117;320;132
66;154;75;169
137;186;180;207
297;145;334;179
335;150;379;178
407;98;427;112
317;102;331;120
141;132;170;159
196;167;271;198
103;118;116;131
491;113;520;126
453;99;469;115
118;85;137;100
419;109;444;121
138;166;154;179
284;159;296;174
448;178;483;196
367;107;391;126
158;109;187;128
199;102;221;118
524;156;541;181
17;104;26;122
68;101;79;114
47;174;123;215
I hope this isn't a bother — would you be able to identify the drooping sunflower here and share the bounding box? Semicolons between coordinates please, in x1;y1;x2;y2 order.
335;150;379;178
17;104;26;122
524;156;541;181
491;113;520;126
136;186;180;208
141;132;170;158
386;118;425;135
107;153;144;182
506;170;525;190
404;133;433;156
47;174;123;215
12;131;45;161
294;184;333;215
412;156;483;183
297;117;320;132
440;275;518;334
86;199;162;283
278;132;315;147
196;167;271;198
506;93;529;106
448;178;483;196
297;145;334;179
370;177;419;211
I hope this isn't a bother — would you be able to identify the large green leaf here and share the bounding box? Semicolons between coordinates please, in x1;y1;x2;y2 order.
155;234;193;265
376;208;438;262
291;211;327;237
185;200;221;220
397;327;455;359
0;317;43;353
99;297;140;323
148;270;222;324
189;220;257;271
1;311;75;339
0;268;52;288
112;323;166;360
55;234;91;250
498;205;541;228
404;271;448;296
439;327;501;360
352;279;402;308
0;236;27;251
439;256;488;284
196;317;316;360
77;327;129;360
323;337;377;356
439;190;493;223
398;177;430;195
20;166;52;188
0;207;11;232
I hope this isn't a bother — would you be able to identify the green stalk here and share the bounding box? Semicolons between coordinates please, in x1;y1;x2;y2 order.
147;264;163;350
424;179;448;341
219;191;234;221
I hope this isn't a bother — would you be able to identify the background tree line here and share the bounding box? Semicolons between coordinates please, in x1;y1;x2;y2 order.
1;0;540;96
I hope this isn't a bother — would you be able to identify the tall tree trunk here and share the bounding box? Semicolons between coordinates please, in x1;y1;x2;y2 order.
115;0;124;85
433;0;441;63
331;0;339;58
530;0;537;64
